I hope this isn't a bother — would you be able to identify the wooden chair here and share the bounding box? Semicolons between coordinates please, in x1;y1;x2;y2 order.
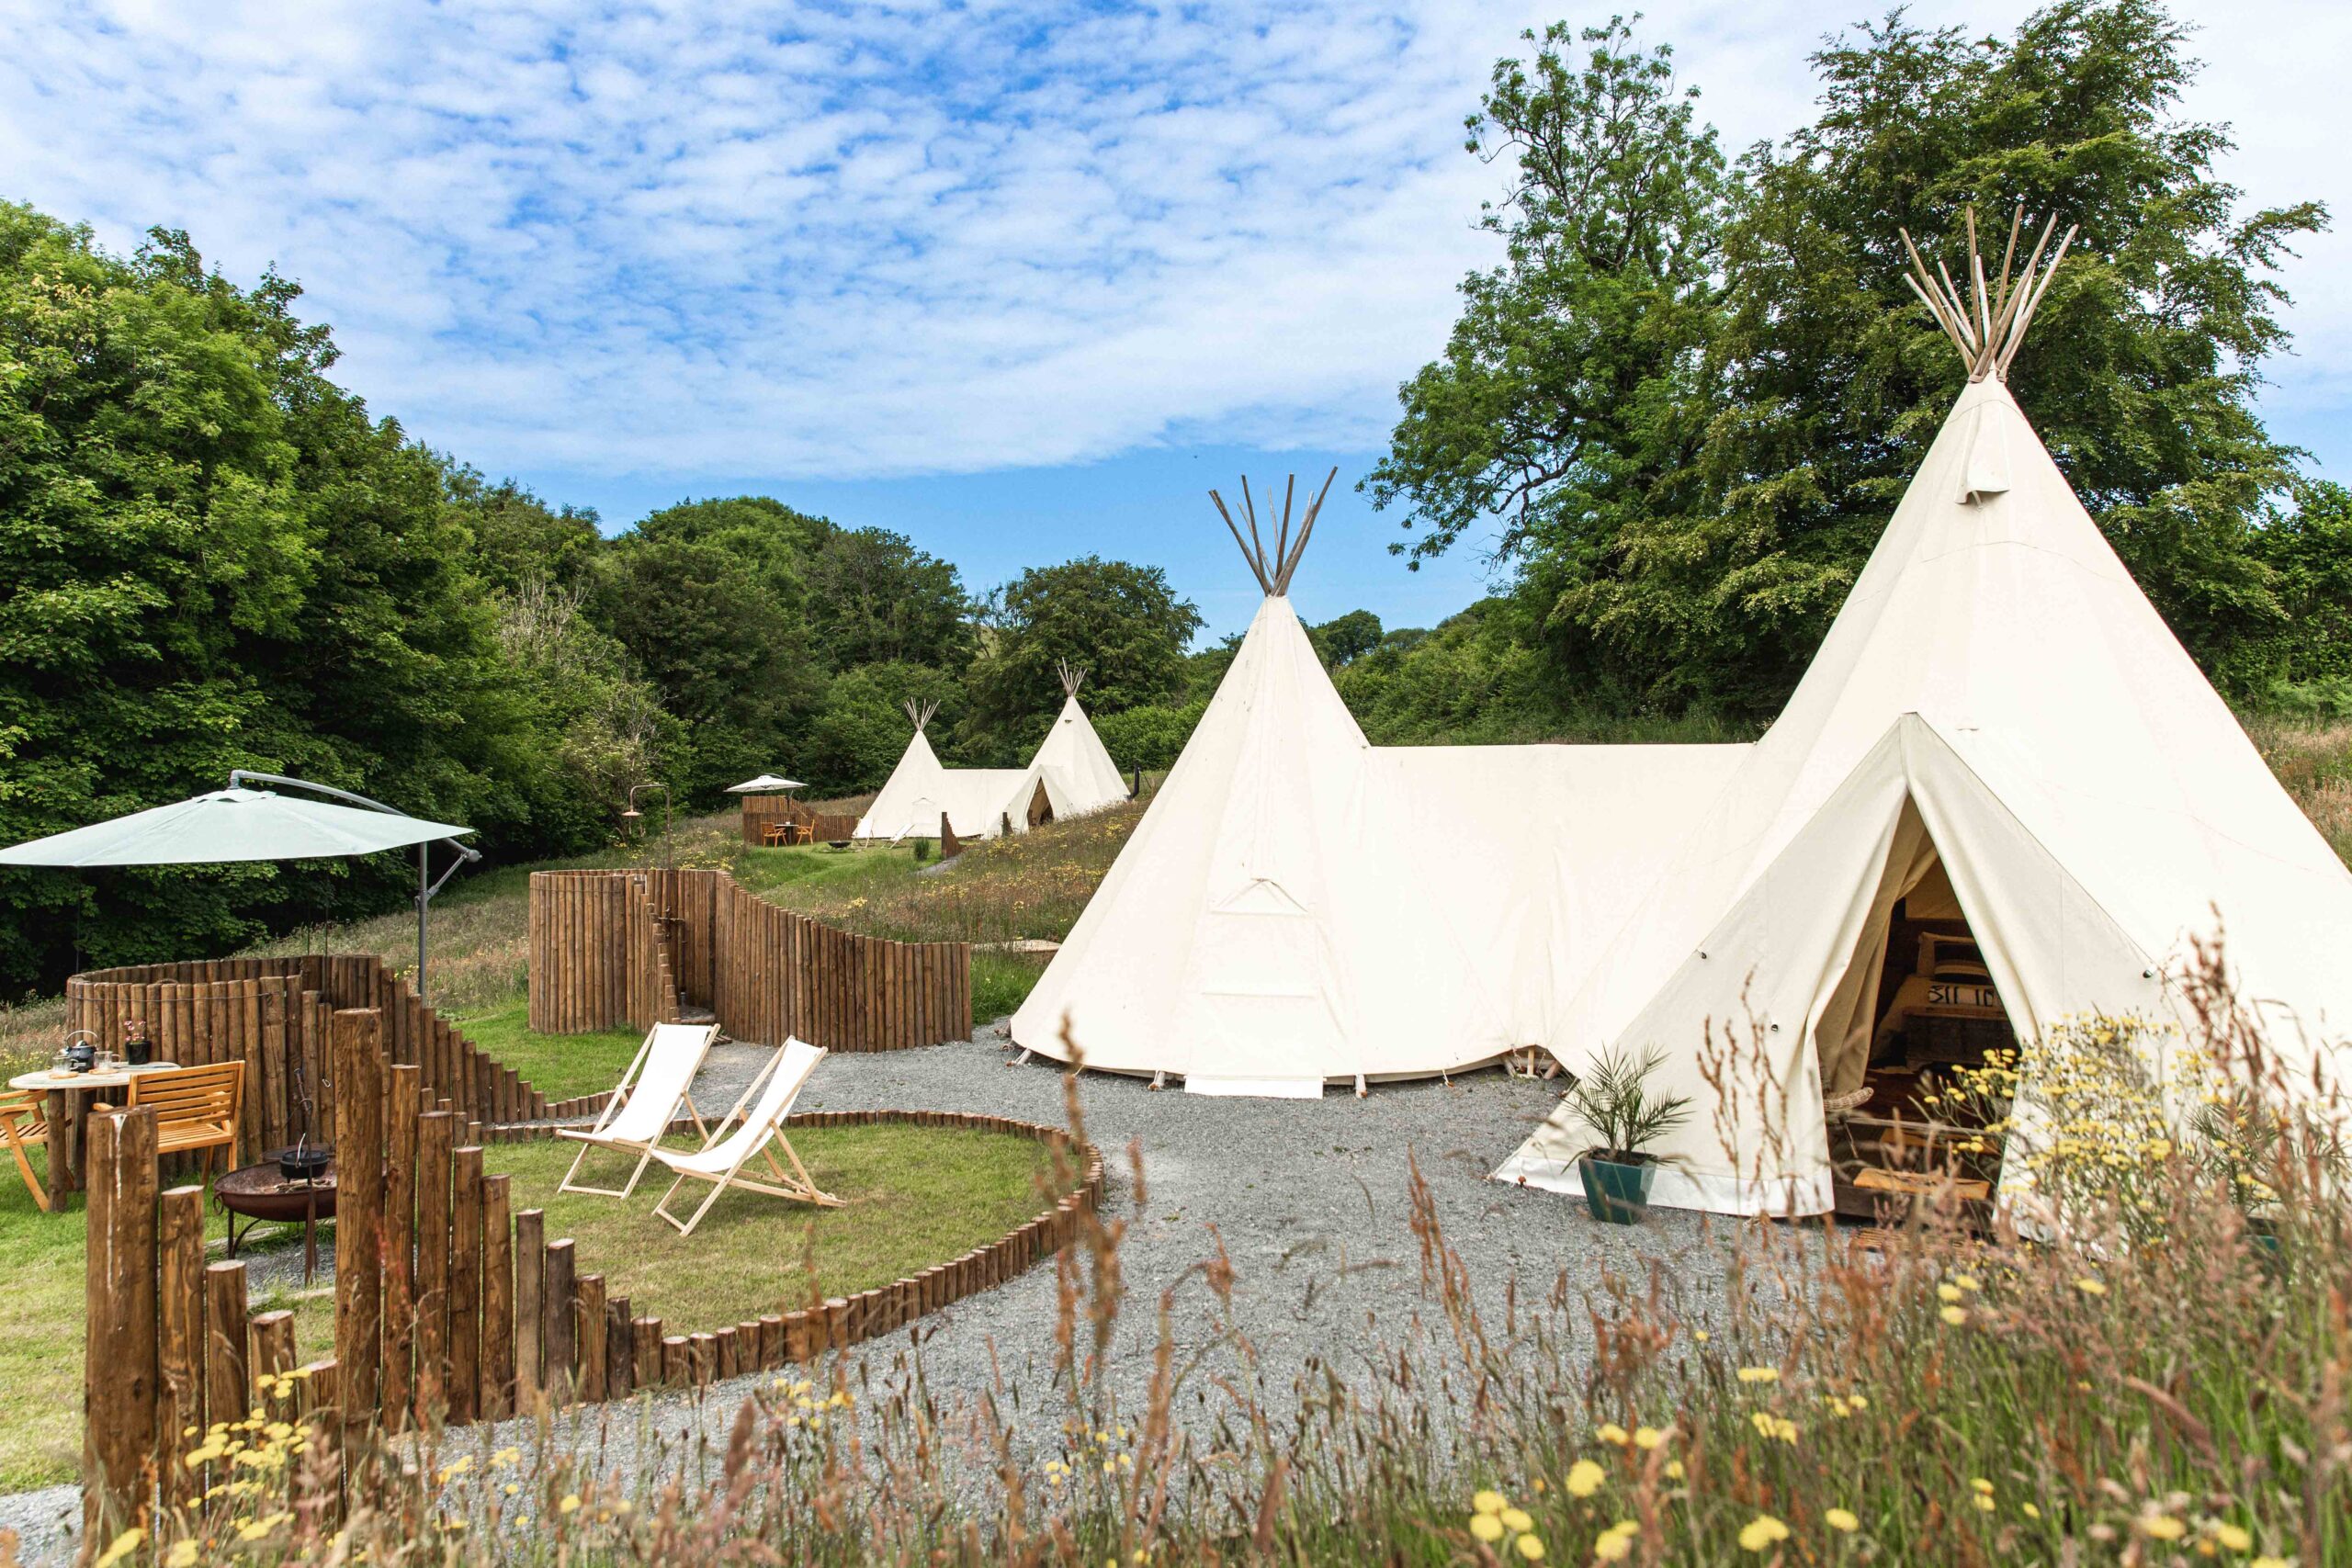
0;1091;51;1213
125;1061;245;1178
648;1040;840;1236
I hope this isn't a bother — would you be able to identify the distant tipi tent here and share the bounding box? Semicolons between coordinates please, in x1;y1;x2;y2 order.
1497;209;2352;1214
1012;471;1746;1093
1017;661;1130;822
852;700;1034;842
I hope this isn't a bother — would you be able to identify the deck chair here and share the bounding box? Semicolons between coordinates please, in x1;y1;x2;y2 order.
0;1091;50;1213
649;1040;841;1236
125;1061;244;1179
556;1021;722;1197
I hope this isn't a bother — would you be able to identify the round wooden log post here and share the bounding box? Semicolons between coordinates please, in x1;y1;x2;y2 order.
84;1108;159;1537
331;1009;385;1427
155;1185;207;1509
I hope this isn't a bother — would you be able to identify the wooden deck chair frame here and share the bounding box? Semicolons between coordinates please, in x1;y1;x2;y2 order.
0;1091;50;1213
650;1041;842;1237
556;1021;722;1198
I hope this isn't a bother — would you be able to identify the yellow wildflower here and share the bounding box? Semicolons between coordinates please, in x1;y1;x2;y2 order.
1596;1423;1630;1447
1474;1491;1506;1515
1826;1508;1860;1533
166;1542;201;1568
1952;1274;1980;1292
1938;1283;1963;1303
2141;1516;2186;1541
1593;1529;1633;1562
1738;1515;1791;1553
1566;1460;1606;1498
560;1494;582;1515
2075;1278;2107;1296
1633;1427;1666;1450
1501;1507;1532;1532
2021;1503;2041;1519
1940;1305;1968;1325
1516;1538;1544;1562
1736;1367;1778;1383
1470;1515;1505;1543
2213;1524;2252;1553
94;1529;144;1568
1665;1461;1686;1481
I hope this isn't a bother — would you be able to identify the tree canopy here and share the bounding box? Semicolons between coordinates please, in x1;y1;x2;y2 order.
1370;1;2332;716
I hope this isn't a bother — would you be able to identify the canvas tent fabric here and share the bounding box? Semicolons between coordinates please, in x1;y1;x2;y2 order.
1010;592;1747;1091
0;787;474;866
1018;692;1130;822
1495;375;2352;1214
853;727;1033;841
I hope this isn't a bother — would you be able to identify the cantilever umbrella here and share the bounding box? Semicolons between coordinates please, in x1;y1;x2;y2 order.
0;770;479;1002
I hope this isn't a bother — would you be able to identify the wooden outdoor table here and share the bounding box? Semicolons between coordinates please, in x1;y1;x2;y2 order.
7;1063;179;1198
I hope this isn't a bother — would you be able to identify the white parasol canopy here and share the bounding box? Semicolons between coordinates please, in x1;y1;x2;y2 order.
725;774;807;795
0;787;472;866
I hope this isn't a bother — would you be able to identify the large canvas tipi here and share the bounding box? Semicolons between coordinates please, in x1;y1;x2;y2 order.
1497;212;2352;1213
1012;474;1747;1092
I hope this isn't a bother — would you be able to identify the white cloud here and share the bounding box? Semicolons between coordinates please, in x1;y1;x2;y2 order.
2;0;2342;491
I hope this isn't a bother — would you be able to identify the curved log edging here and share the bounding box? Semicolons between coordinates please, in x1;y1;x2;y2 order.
64;954;575;1156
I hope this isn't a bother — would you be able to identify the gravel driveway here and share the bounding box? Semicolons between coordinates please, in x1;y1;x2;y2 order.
3;1023;1747;1562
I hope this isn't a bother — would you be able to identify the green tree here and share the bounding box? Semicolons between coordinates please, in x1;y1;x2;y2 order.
964;557;1203;754
590;534;821;802
805;526;975;671
447;470;603;594
1375;2;2330;716
0;206;559;990
1309;609;1385;668
1366;17;1728;704
800;661;967;793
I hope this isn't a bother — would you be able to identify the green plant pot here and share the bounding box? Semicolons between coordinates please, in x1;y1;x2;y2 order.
1577;1155;1656;1225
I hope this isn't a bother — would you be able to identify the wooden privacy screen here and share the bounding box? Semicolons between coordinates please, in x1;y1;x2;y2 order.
66;954;582;1157
528;868;971;1051
80;1007;1103;1532
741;795;861;846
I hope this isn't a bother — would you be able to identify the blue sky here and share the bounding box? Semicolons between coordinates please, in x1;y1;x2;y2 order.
4;0;2345;640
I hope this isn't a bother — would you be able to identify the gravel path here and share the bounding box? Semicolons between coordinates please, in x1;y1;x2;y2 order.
3;1024;1750;1562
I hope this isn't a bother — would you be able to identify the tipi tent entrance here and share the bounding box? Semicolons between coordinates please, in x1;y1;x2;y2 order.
1815;798;2016;1217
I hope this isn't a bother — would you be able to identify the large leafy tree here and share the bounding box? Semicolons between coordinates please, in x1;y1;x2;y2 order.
1366;17;1729;705
964;557;1202;755
1374;1;2329;715
0;207;553;990
806;526;975;672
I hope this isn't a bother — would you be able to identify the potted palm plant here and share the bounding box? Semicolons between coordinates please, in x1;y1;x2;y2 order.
1558;1043;1693;1224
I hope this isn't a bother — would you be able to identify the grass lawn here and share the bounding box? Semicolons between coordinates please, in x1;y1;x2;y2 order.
488;1120;1053;1339
453;1001;649;1104
0;1151;333;1491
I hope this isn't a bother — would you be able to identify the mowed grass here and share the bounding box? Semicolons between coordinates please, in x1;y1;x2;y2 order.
485;1122;1055;1331
0;1149;332;1491
451;1001;648;1104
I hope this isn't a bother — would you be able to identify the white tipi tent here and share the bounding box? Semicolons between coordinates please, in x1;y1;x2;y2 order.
1498;212;2352;1214
853;701;1034;842
1017;662;1131;822
1012;473;1747;1092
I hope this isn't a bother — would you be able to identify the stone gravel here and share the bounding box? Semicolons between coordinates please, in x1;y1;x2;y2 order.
3;1021;1756;1563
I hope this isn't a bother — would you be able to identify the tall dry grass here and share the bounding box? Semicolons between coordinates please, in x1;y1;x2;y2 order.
2245;715;2352;868
92;945;2349;1566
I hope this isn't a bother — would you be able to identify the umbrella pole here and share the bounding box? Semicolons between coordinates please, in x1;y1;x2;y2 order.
417;843;430;1005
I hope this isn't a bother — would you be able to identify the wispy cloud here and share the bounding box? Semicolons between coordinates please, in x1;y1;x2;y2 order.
3;0;2342;491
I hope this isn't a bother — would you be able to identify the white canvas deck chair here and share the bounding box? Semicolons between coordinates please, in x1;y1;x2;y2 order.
649;1038;842;1235
556;1021;721;1197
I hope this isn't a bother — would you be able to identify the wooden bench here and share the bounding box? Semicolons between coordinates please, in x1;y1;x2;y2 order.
125;1061;245;1177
